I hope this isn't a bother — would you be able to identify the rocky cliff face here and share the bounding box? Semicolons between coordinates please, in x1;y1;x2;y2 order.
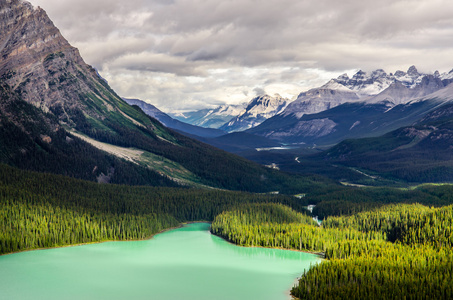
0;0;127;127
282;85;360;119
365;75;446;105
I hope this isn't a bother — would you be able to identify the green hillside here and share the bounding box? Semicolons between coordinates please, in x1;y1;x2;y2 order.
321;101;453;183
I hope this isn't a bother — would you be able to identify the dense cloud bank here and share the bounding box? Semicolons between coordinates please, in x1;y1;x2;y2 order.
30;0;453;111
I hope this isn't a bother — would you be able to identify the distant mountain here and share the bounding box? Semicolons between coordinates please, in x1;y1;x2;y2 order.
171;103;246;129
125;98;283;153
123;98;225;138
335;66;453;100
0;0;317;193
220;94;289;132
247;66;453;145
281;81;360;119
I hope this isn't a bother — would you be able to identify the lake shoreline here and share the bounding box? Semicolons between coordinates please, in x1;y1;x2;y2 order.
209;230;325;259
3;221;324;260
0;220;210;257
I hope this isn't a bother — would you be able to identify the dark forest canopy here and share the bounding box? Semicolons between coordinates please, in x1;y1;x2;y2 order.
0;164;305;255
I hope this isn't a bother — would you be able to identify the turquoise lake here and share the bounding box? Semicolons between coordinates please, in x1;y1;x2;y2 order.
0;223;320;300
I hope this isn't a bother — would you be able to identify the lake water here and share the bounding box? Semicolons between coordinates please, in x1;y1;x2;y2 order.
0;223;320;300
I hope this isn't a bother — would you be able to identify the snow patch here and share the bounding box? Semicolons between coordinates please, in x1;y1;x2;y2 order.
349;121;360;130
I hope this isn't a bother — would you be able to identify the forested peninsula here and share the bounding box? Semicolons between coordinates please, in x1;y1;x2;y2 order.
211;202;453;299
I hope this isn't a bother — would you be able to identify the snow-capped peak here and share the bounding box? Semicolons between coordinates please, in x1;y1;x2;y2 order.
220;94;290;132
335;69;394;96
321;79;352;92
440;69;453;80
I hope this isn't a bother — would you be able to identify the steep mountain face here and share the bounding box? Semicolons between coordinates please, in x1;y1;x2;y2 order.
364;73;450;106
1;0;118;124
220;94;289;132
0;0;316;193
124;98;225;138
335;69;394;96
171;103;246;129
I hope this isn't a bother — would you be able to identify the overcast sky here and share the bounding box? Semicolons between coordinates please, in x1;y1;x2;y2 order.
29;0;453;112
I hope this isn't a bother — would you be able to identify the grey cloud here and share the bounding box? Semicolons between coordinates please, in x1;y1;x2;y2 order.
32;0;453;71
109;53;207;77
28;0;453;111
253;87;266;96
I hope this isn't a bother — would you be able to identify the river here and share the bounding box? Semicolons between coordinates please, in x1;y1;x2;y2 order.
0;223;320;300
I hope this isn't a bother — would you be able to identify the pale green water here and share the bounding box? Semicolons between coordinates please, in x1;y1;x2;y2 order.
0;223;320;300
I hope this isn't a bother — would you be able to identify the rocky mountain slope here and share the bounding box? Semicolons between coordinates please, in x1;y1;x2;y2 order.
281;81;360;119
245;86;453;185
220;94;289;132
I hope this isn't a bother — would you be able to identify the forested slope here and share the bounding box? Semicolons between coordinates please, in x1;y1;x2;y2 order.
320;102;453;183
0;164;304;255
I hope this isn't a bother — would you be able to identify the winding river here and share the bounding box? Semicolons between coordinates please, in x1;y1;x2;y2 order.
0;223;320;300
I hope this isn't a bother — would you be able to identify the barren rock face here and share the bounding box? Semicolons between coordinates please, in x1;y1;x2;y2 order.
0;0;119;125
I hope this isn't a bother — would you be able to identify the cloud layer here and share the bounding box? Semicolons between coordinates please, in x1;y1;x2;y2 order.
30;0;453;111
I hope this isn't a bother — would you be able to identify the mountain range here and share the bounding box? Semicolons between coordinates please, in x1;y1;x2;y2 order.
169;66;453;148
318;92;453;183
0;0;323;193
245;66;453;146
